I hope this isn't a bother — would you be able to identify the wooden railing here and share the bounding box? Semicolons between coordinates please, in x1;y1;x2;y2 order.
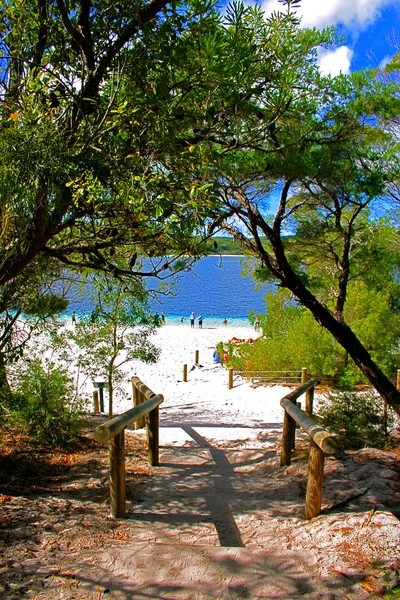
280;378;338;520
94;378;163;518
228;366;311;391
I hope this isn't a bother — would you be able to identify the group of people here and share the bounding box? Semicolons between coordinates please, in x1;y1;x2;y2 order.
72;308;259;329
177;313;230;327
189;312;203;328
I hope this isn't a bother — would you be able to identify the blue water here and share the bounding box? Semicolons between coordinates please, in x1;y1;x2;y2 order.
65;256;268;327
148;256;267;326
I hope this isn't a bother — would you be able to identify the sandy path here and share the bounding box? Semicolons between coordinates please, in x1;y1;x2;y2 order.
113;324;295;448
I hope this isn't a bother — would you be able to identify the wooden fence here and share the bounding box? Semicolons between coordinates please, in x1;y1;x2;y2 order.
228;366;310;390
94;377;163;518
280;378;337;519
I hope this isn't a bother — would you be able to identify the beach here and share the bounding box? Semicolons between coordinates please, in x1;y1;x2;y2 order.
111;322;298;446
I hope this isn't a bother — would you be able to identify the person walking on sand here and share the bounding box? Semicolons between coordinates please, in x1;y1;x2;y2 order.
254;315;260;331
161;311;166;325
198;313;203;329
190;311;195;328
71;311;76;324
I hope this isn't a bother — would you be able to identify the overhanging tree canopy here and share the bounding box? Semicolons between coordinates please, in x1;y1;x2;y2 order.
174;2;400;413
0;0;221;299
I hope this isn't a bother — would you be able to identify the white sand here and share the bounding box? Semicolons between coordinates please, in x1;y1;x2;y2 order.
111;324;300;446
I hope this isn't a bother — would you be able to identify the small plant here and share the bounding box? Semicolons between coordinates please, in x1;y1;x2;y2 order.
316;390;396;449
8;359;86;447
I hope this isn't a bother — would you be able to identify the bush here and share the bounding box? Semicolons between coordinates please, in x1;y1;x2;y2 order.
316;390;396;449
7;359;86;447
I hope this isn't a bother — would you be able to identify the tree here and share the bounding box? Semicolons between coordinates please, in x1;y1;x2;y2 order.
178;2;400;412
0;0;223;380
0;0;221;297
59;274;160;417
0;265;69;391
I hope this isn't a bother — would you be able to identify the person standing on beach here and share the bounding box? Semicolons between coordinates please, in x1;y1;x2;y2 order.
198;314;203;329
190;312;195;328
161;311;166;325
254;315;260;330
71;311;76;324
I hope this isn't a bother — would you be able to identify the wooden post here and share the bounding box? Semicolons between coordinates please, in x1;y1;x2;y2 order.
133;386;141;430
132;382;139;407
183;364;188;382
138;391;146;429
146;407;160;466
302;367;314;417
295;402;301;428
133;388;146;429
109;429;126;518
306;385;314;417
305;440;325;520
228;367;233;390
280;409;296;465
397;369;400;390
98;387;105;412
195;350;199;364
93;390;100;414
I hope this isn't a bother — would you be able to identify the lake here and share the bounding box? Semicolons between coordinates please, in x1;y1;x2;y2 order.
66;256;269;327
148;256;267;326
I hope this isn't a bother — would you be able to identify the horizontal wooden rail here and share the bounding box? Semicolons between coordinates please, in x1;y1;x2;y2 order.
94;378;163;519
281;377;317;402
94;394;164;443
131;376;157;400
235;370;302;374
281;399;336;454
228;369;303;389
279;378;338;520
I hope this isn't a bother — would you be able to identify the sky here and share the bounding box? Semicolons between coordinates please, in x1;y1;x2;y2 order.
261;0;400;76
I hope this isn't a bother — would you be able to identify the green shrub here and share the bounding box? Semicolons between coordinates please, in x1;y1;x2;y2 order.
8;359;86;447
316;391;396;449
232;286;400;389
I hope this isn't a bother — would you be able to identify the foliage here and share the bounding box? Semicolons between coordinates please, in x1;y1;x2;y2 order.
0;0;221;291
0;0;222;378
205;236;245;255
316;391;396;450
222;291;342;379
0;261;72;380
178;0;400;410
58;274;160;416
228;274;400;387
5;358;85;447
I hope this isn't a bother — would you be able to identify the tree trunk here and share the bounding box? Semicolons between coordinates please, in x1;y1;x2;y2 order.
0;353;10;393
239;216;400;415
108;371;113;419
275;258;400;414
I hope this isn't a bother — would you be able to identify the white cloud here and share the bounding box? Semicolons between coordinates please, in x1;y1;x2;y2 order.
262;0;392;29
379;54;394;69
317;46;354;76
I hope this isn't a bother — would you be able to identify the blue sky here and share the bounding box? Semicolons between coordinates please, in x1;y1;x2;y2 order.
261;0;400;75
